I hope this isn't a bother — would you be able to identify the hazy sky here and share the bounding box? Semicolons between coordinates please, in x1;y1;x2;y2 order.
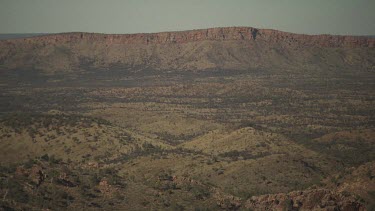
0;0;374;35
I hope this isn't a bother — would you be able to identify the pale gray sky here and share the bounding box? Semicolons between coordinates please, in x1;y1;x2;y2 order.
0;0;374;35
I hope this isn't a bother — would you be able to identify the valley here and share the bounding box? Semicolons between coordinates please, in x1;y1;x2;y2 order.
0;27;374;210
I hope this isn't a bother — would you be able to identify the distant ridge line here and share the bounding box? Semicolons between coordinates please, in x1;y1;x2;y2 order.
1;27;374;48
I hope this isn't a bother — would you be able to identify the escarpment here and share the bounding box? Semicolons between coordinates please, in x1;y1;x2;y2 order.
0;27;374;73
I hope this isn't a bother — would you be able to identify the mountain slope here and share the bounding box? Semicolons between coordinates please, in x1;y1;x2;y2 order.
0;27;374;74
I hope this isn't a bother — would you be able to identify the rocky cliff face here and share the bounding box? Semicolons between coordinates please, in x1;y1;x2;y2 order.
6;27;375;47
0;27;374;74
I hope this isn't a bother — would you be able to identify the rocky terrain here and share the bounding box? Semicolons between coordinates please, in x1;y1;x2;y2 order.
0;27;374;210
1;27;374;74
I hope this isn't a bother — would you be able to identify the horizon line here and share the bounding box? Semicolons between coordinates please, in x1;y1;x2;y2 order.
1;26;375;38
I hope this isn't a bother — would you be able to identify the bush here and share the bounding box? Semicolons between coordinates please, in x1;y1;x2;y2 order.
49;155;62;164
5;180;29;203
283;198;293;211
24;158;36;169
41;154;49;161
191;186;210;200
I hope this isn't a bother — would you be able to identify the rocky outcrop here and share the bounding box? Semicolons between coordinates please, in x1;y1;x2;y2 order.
56;172;76;187
244;188;366;211
15;165;46;187
98;178;117;197
157;175;368;210
326;161;375;206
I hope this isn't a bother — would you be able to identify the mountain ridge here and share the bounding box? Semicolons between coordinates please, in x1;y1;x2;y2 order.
0;26;374;74
2;26;375;47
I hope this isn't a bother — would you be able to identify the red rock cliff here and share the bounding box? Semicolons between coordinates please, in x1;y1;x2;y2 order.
4;27;375;48
0;27;374;73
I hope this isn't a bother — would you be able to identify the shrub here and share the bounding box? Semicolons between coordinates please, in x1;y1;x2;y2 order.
24;158;36;169
6;180;29;203
41;154;49;161
191;186;210;200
